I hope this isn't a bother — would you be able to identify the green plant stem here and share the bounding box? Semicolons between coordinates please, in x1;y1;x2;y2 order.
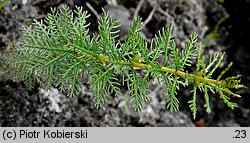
131;61;222;86
3;6;244;117
78;50;227;93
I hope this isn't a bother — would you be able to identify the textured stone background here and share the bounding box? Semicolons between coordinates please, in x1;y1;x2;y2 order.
0;0;249;127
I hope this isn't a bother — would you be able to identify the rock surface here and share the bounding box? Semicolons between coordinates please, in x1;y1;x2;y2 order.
0;0;249;127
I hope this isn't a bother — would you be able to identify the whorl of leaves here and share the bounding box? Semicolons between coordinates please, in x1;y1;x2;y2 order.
2;6;245;119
